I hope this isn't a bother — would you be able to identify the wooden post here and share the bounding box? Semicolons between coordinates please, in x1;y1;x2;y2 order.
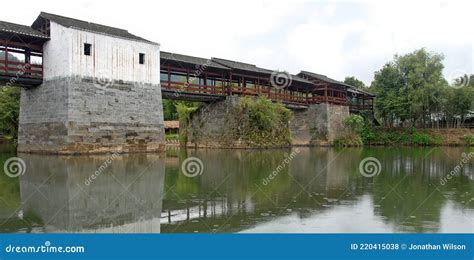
204;72;207;94
167;65;171;89
4;46;8;73
221;73;225;95
228;72;232;96
324;83;328;103
257;78;260;96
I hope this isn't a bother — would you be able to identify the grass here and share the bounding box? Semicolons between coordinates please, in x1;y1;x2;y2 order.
360;127;473;146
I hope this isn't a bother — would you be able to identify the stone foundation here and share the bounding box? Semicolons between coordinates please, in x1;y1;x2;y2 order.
186;96;349;148
291;103;349;145
18;77;165;154
186;96;239;148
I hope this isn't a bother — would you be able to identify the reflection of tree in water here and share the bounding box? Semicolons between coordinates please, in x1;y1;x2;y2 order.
162;149;295;232
0;145;20;211
371;147;474;232
162;148;369;232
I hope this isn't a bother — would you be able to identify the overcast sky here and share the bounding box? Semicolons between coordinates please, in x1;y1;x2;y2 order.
4;0;473;85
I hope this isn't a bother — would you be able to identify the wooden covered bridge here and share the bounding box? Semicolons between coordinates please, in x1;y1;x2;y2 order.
0;12;375;154
0;18;374;114
160;52;374;112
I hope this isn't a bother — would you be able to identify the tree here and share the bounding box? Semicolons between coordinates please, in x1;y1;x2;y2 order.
371;48;447;127
0;87;21;140
442;86;474;127
344;76;366;89
163;99;178;120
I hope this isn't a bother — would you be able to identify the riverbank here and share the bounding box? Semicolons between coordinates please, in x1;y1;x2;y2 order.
336;127;474;147
3;128;473;152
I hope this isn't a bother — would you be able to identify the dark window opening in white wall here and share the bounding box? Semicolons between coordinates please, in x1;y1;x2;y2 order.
139;53;145;64
84;43;92;56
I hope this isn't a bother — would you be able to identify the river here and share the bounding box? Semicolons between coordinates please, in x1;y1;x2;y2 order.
0;145;472;233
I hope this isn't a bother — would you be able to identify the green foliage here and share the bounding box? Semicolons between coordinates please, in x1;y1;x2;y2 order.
371;48;462;127
460;135;474;146
163;99;178;120
0;87;20;141
357;126;462;146
343;114;365;134
165;134;179;141
334;136;363;147
344;76;367;90
412;131;441;146
233;97;292;147
442;86;473;127
176;102;199;144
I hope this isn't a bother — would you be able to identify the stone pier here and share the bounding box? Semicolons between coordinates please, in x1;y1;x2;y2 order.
291;103;349;146
18;77;165;154
186;96;349;148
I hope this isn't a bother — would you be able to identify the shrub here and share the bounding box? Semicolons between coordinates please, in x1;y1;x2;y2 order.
176;103;199;144
165;134;179;141
0;87;20;142
461;135;474;146
343;114;365;134
233;97;292;147
334;136;363;147
412;131;442;146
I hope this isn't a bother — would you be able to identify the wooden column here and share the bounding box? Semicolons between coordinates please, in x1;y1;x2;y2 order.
324;83;328;103
167;65;171;89
4;46;8;73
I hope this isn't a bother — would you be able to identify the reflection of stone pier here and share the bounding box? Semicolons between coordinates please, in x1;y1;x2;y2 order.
19;153;165;233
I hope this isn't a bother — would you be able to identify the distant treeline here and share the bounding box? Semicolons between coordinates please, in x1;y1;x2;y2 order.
343;48;473;128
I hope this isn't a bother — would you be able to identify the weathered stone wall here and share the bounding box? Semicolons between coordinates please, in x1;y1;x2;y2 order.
326;103;350;142
290;103;349;145
186;96;239;148
186;96;349;148
18;77;165;154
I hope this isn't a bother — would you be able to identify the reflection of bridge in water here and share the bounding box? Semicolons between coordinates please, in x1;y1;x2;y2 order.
17;154;165;233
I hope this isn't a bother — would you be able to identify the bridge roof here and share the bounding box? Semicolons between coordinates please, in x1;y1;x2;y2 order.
161;51;230;70
0;20;50;46
298;70;349;86
32;12;158;45
298;70;375;96
211;57;272;74
211;57;313;85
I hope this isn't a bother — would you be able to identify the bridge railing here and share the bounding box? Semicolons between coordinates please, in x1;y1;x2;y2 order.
160;80;373;109
162;80;226;96
349;104;373;111
0;60;43;79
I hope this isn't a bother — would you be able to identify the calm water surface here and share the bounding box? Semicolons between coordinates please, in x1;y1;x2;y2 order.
0;145;472;233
